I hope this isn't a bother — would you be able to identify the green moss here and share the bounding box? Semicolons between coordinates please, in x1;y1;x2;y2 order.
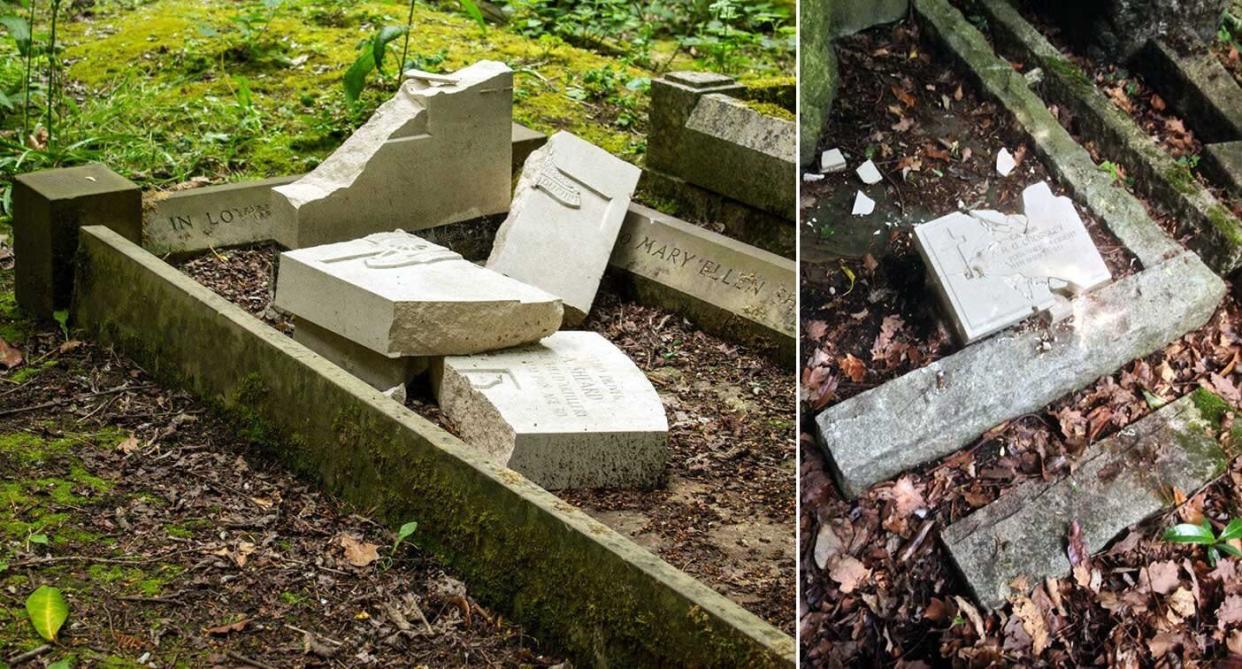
1191;388;1232;426
1046;56;1093;93
1165;162;1198;195
740;99;794;122
1205;205;1242;246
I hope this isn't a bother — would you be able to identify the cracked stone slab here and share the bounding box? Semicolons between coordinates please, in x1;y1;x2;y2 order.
486;132;640;323
942;391;1227;610
274;230;562;357
816;250;1224;498
272;61;513;248
432;331;668;490
914;181;1111;344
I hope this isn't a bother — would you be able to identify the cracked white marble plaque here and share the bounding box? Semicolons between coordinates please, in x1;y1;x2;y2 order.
433;331;667;489
913;181;1111;344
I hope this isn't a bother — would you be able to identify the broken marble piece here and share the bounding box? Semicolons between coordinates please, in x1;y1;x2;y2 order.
272;61;513;249
821;148;847;173
803;173;826;182
486;132;641;324
996;147;1016;176
274;230;562;357
856;159;882;185
433;331;668;490
913;181;1111;344
852;191;875;216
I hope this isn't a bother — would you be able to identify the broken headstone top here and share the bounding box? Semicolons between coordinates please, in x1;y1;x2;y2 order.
665;71;738;89
913;181;1111;344
272;60;513;248
433;331;668;489
487;131;641;322
274;230;562;357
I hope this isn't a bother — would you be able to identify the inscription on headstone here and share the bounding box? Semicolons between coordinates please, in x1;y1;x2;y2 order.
433;331;668;490
913;181;1112;344
143;177;298;254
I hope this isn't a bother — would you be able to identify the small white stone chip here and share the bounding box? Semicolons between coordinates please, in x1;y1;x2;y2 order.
996;148;1016;177
856;159;883;185
821;148;847;174
852;191;876;216
803;172;826;182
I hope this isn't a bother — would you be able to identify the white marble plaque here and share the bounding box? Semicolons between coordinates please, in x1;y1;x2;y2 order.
914;181;1112;343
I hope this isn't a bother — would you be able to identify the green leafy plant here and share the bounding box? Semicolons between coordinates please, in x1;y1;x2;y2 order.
391;521;417;555
52;308;68;339
343;25;410;104
459;0;485;28
26;584;68;641
1163;518;1242;566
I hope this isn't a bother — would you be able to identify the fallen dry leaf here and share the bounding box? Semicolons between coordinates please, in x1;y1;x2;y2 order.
839;354;866;384
339;534;379;568
828;555;870;594
205;619;250;636
1143;560;1180;595
1012;594;1051;655
0;337;22;369
116;435;141;454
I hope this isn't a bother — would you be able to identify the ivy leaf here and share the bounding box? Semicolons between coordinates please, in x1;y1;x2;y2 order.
1162;523;1216;544
26;585;69;641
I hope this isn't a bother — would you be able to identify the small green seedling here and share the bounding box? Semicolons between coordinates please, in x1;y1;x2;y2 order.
1163;518;1242;566
391;521;417;556
52;309;69;340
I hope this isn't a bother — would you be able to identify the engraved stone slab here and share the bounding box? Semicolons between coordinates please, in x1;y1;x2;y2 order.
913;181;1111;344
143;176;298;255
273;61;513;249
487;131;641;322
274;230;562;356
432;331;668;490
609;203;795;353
943;391;1226;609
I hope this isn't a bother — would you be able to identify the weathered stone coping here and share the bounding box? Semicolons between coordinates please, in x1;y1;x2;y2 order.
1131;40;1242;144
942;390;1229;609
973;0;1242;275
816;250;1225;498
71;226;795;667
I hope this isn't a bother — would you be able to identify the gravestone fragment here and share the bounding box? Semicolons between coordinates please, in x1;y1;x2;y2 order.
273;61;513;249
432;331;668;490
292;317;428;391
914;181;1111;344
1203;141;1242;195
274;230;562;357
144;176;297;255
800;0;838;167
13;164;141;318
943;391;1227;609
487;132;641;323
820;149;846;173
1027;0;1228;62
831;0;909;37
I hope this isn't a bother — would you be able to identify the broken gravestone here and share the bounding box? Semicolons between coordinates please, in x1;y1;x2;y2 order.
913;181;1111;344
1026;0;1228;62
432;331;668;490
942;390;1227;609
274;230;562;361
486;131;641;324
272;61;513;249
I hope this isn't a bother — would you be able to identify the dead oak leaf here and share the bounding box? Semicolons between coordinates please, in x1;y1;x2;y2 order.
116;435;141;455
1219;594;1242;630
205;618;250;636
839;354;866;383
828;555;870;594
338;534;379;568
1011;594;1051;655
0;338;22;369
1143;560;1181;595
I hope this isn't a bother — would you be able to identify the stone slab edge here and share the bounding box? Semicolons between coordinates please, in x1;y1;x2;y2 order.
1132;40;1242;143
911;0;1185;270
974;0;1242;275
816;250;1224;498
942;390;1229;609
71;226;794;667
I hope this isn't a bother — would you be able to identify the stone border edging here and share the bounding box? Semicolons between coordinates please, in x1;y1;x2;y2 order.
974;0;1242;275
71;225;795;667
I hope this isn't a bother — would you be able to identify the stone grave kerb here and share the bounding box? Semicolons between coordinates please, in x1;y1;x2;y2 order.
13;164;141;318
647;71;746;174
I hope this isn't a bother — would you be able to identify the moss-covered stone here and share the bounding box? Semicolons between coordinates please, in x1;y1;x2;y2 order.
799;0;836;166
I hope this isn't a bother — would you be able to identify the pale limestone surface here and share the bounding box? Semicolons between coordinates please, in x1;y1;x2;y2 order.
272;61;513;248
433;332;668;490
913;181;1111;344
487;132;640;323
274;230;562;356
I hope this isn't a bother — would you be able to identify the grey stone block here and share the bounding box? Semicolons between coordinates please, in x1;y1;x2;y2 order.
143;176;298;255
292;317;427;391
816;250;1224;498
14;164;141;318
1132;40;1242;144
1203;141;1242;196
1025;0;1227;63
943;391;1227;609
831;0;909;37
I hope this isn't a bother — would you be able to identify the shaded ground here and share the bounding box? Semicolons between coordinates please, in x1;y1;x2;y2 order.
0;262;563;667
174;244;796;635
800;15;1242;669
799;21;1136;411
